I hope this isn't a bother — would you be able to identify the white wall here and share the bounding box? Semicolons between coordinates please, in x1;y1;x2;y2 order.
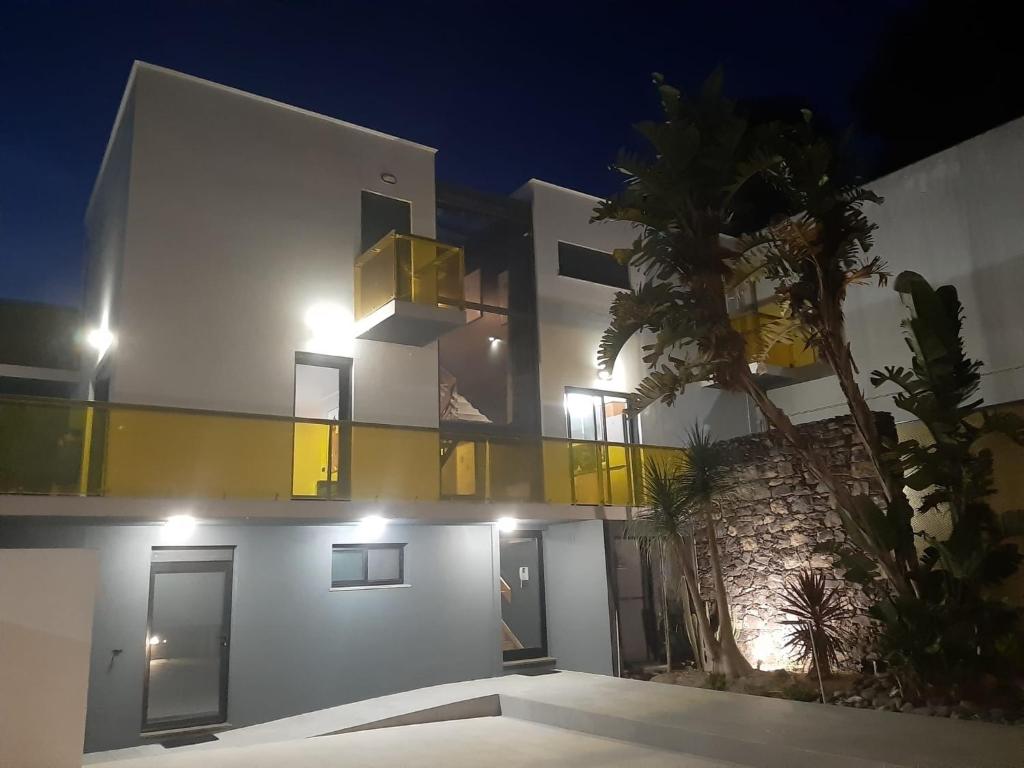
770;118;1024;424
87;63;439;427
518;179;749;445
0;549;99;767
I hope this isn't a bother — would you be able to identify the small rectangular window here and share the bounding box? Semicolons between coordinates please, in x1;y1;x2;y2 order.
331;543;405;587
557;242;630;289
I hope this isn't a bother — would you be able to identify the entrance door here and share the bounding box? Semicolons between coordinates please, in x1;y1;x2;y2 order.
143;548;234;732
292;353;353;498
499;530;547;661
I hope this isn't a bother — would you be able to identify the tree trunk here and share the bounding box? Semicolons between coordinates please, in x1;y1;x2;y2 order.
704;506;754;676
677;570;704;671
736;367;915;600
660;552;672;672
670;535;729;676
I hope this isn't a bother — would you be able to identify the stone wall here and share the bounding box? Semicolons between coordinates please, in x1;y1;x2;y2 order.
697;414;893;670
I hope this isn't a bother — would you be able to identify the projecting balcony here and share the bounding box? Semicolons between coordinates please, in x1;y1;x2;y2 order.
0;397;685;514
729;303;830;389
353;231;465;346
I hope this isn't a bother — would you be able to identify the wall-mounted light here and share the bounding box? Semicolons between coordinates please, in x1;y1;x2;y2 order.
380;172;398;185
496;517;518;533
597;368;613;381
86;326;115;359
162;514;197;544
148;635;162;646
304;301;353;356
355;514;387;540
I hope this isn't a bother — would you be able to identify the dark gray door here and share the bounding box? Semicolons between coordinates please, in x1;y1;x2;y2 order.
143;555;233;732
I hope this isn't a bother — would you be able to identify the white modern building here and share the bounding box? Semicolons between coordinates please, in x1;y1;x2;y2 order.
1;61;1022;757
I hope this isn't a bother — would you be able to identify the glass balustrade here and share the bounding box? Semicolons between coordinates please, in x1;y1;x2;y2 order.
0;397;687;507
354;231;465;321
731;304;818;368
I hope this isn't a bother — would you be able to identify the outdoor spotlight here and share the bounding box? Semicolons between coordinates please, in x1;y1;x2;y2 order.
86;326;115;357
496;517;518;533
162;514;197;543
357;514;387;539
148;635;162;646
597;369;613;381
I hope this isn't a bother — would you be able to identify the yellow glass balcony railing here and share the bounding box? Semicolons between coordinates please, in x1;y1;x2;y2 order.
0;397;687;508
354;232;465;322
731;303;817;369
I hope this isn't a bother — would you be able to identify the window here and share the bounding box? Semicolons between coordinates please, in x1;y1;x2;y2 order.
557;242;630;290
361;191;411;252
564;388;637;443
331;543;405;588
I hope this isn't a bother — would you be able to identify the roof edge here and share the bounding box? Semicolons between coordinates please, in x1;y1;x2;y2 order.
85;61;439;220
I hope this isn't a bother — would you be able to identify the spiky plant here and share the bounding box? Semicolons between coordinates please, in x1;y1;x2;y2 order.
626;459;692;671
677;424;753;676
780;569;855;677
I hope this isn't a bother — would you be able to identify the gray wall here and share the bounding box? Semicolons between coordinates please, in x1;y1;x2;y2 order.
0;520;502;753
542;520;614;675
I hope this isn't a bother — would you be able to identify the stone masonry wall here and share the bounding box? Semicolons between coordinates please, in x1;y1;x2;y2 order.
697;414;894;670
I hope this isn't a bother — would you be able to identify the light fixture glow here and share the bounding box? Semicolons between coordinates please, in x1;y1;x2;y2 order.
86;326;115;358
597;369;613;381
496;517;518;533
148;635;161;646
162;514;196;544
355;514;387;540
304;301;353;356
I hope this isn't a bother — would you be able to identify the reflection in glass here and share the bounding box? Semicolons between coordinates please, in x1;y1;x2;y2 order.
145;561;230;730
500;532;545;659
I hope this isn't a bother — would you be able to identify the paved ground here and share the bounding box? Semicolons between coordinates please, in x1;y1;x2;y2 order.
87;671;1024;768
90;716;729;767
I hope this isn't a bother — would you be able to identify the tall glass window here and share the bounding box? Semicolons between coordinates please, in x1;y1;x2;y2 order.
564;388;636;443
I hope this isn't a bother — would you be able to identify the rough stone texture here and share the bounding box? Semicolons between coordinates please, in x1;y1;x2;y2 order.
696;414;894;670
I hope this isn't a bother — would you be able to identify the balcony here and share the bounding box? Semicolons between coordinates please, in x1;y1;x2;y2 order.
0;397;685;511
353;231;465;346
730;303;829;388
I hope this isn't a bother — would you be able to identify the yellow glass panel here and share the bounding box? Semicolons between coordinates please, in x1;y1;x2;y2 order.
605;444;633;506
441;440;478;498
355;233;464;320
354;234;398;320
569;442;603;505
486;440;540;502
104;409;293;499
292;422;331;497
0;399;87;494
349;424;439;501
541;439;573;504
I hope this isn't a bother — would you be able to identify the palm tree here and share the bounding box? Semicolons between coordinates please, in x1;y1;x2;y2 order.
626;459;693;672
595;72;915;602
677;425;753;676
628;441;753;678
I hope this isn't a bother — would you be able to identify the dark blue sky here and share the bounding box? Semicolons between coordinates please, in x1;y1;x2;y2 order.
1;0;911;307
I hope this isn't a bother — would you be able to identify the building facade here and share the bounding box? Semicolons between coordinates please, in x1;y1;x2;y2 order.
2;62;1023;754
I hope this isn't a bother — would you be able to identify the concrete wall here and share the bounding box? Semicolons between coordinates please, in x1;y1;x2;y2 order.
87;63;440;427
770;117;1024;424
0;548;99;768
542;520;614;675
0;520;502;753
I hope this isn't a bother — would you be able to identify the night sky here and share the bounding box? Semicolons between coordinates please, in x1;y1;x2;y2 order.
0;0;959;308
